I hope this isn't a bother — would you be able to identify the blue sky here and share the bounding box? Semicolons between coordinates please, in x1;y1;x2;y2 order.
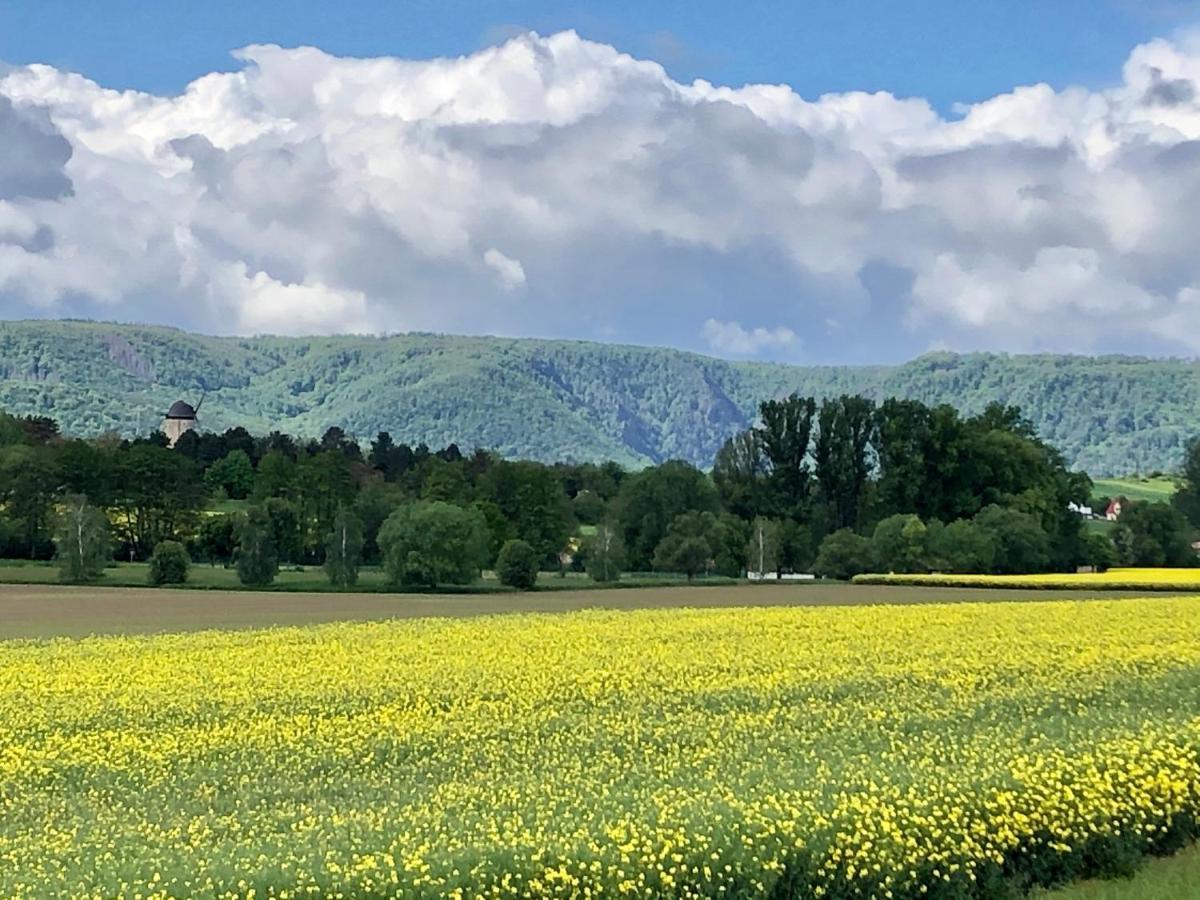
3;2;1200;362
2;1;1194;111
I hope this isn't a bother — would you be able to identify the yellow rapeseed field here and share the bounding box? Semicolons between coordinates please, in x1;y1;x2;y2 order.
1;599;1199;898
853;567;1200;590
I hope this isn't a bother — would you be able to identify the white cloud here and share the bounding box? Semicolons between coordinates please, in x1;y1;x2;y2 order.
3;29;1200;354
702;318;797;356
483;248;526;291
219;264;372;335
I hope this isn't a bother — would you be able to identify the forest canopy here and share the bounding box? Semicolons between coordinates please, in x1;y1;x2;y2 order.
1;320;1198;474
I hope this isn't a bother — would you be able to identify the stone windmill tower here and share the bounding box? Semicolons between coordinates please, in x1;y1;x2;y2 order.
162;391;204;447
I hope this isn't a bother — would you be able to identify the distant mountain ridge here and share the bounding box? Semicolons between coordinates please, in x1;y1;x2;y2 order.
0;319;1197;475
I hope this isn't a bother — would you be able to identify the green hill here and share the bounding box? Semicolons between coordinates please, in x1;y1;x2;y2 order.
0;320;1197;474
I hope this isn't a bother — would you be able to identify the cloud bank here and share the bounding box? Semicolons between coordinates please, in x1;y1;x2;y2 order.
3;30;1200;360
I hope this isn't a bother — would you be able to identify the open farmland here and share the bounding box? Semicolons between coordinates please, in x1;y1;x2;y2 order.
854;567;1200;591
0;581;1191;640
1;596;1199;898
1091;476;1177;504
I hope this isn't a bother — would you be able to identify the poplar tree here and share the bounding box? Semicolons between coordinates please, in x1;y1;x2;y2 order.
324;508;365;587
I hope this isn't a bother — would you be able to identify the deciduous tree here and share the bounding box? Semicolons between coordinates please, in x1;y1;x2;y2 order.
55;495;110;584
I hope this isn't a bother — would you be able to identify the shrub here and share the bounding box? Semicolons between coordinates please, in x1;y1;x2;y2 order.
813;529;875;580
973;505;1052;574
926;519;996;574
148;540;190;585
495;539;539;590
871;514;928;574
378;501;490;587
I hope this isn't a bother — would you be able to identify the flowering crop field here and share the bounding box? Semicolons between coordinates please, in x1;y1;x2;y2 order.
854;567;1200;591
1;599;1199;899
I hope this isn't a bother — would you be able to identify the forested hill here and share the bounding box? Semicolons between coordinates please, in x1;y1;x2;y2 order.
0;319;1196;474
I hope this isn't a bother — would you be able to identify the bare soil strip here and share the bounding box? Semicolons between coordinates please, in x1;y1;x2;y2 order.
1;582;1190;641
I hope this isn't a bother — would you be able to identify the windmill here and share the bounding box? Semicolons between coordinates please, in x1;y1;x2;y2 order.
162;386;205;447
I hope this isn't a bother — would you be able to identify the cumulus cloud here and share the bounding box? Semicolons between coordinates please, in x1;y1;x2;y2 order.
483;248;526;291
702;319;797;355
4;29;1200;357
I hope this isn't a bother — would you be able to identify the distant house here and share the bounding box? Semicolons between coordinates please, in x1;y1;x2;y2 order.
1067;501;1093;518
1105;499;1123;521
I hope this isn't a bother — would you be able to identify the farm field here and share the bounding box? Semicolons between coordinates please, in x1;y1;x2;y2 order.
1;596;1199;898
1091;475;1177;504
854;567;1200;591
0;580;1189;640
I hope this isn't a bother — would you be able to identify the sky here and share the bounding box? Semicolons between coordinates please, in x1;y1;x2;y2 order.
2;1;1200;363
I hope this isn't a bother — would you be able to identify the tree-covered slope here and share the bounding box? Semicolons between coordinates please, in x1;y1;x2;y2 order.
0;320;1196;474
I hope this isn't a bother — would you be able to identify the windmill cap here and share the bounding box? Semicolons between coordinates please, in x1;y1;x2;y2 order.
165;400;197;419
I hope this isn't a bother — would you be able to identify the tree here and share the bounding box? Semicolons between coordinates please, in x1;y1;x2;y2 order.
196;515;240;566
652;511;717;580
571;490;605;526
149;540;190;585
1117;501;1195;567
354;481;404;565
973;505;1052;574
263;497;304;564
778;520;815;575
813;529;875;580
616;461;719;570
757;394;817;519
479;460;572;566
871;514;929;574
495;539;539;590
472;499;515;565
712;429;770;520
323;508;365;586
0;444;60;558
57;440;120;509
711;513;750;578
55;495;111;584
368;431;403;481
204;449;254;499
814;396;876;531
110;445;208;559
1081;530;1119;572
585;524;626;583
1173;436;1200;527
378;501;490;587
253;450;298;501
420;458;472;504
746;517;781;577
926;519;996;574
236;507;279;586
320;426;362;460
297;451;358;542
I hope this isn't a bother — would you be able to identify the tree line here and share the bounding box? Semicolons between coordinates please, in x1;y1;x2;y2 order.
1;393;1197;588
